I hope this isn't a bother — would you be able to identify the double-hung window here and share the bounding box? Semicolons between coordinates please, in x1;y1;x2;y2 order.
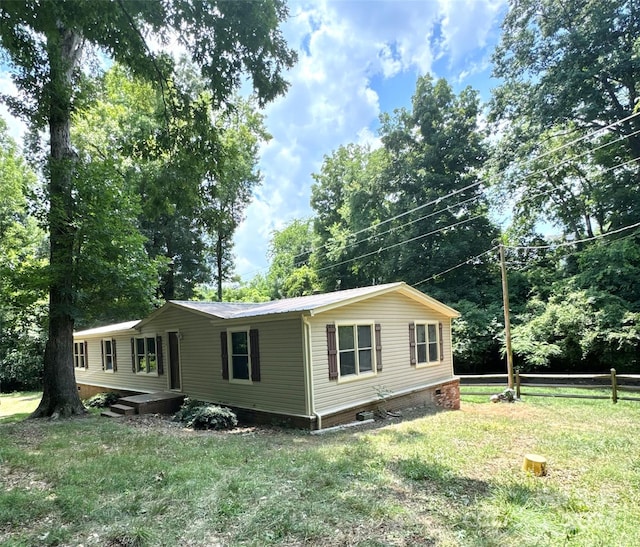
101;339;116;372
410;321;442;366
221;328;261;383
134;337;158;374
231;331;250;380
74;341;87;369
337;323;375;378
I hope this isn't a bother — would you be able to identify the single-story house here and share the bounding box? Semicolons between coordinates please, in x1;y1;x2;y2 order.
73;281;461;429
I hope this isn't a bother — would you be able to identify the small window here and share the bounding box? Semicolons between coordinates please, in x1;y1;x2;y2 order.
337;323;376;379
74;341;86;369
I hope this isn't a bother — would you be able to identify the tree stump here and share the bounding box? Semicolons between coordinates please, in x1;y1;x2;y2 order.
522;454;547;476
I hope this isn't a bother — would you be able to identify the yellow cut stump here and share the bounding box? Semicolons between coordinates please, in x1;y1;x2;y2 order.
522;454;547;476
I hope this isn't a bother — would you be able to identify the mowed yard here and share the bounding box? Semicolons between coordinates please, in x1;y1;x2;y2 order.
1;391;639;547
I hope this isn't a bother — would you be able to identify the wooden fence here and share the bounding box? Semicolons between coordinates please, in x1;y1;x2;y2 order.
458;369;640;403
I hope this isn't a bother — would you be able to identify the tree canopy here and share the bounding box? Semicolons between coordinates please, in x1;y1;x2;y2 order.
0;0;296;417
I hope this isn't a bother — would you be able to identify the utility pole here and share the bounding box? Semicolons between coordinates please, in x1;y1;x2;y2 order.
499;244;514;389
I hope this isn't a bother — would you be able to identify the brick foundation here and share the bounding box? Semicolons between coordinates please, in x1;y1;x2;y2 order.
321;378;461;429
433;379;460;410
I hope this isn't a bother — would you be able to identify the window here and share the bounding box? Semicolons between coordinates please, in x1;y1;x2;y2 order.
101;339;116;372
409;321;443;366
231;331;250;380
132;336;161;374
338;324;374;377
74;341;87;369
327;323;382;380
221;328;261;383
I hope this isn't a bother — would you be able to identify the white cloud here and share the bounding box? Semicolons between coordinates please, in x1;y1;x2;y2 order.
235;0;507;280
234;0;464;279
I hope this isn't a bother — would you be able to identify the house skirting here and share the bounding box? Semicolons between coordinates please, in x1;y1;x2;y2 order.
77;383;144;401
77;378;460;430
318;378;460;429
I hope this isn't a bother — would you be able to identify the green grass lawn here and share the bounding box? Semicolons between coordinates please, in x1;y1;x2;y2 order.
0;392;41;421
1;392;639;546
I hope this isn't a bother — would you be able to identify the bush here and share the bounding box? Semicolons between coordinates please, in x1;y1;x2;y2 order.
173;398;237;430
84;392;120;408
172;397;204;423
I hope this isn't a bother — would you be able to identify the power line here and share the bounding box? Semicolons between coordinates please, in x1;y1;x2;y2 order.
293;193;483;268
413;246;498;287
314;214;485;274
239;113;640;282
506;220;640;251
512;110;640;172
514;127;640;187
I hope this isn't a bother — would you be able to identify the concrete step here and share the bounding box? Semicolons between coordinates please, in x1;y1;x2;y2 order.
110;403;136;416
100;410;124;418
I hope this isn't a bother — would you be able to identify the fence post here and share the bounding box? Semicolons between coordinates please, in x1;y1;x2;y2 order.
611;368;618;404
516;370;521;399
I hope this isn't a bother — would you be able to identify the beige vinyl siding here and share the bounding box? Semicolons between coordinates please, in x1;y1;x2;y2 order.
211;315;307;415
309;291;455;415
74;331;168;394
136;306;216;399
139;307;308;416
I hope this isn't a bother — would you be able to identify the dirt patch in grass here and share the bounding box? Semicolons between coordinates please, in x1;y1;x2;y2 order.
0;464;52;494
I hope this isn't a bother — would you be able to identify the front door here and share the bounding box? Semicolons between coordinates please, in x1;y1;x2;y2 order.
168;331;181;390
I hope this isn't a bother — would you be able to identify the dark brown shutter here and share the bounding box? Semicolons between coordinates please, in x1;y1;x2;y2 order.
327;324;338;380
156;335;164;375
84;341;88;369
131;338;136;372
112;339;117;372
250;329;261;382
375;323;382;371
439;322;444;361
101;340;105;370
409;322;416;366
221;331;229;380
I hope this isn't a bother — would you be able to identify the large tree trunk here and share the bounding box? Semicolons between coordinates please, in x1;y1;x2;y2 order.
31;26;86;418
216;232;223;301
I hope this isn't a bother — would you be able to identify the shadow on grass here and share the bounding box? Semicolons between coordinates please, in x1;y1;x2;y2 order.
0;413;32;424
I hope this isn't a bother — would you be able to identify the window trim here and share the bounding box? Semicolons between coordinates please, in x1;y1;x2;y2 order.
226;326;253;385
74;341;87;370
133;336;160;376
101;338;116;373
414;320;440;367
335;321;377;383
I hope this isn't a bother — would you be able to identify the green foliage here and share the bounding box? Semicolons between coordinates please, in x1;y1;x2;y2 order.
84;392;120;408
510;236;640;372
451;300;503;373
310;76;500;303
491;0;640;239
0;0;296;417
266;219;320;298
0;118;47;391
188;405;238;431
173;398;238;430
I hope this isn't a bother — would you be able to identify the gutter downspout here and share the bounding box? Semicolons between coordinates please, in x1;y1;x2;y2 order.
302;315;321;430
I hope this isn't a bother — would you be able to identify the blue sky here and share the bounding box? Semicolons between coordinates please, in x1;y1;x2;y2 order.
233;0;508;280
0;0;509;282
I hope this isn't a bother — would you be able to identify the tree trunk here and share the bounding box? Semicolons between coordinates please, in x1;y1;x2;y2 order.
216;233;223;301
31;25;86;419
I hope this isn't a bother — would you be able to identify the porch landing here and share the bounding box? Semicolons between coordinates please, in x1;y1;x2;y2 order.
101;391;185;418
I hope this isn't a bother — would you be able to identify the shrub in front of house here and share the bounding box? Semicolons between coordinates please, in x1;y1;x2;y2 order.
173;398;238;430
84;392;120;408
